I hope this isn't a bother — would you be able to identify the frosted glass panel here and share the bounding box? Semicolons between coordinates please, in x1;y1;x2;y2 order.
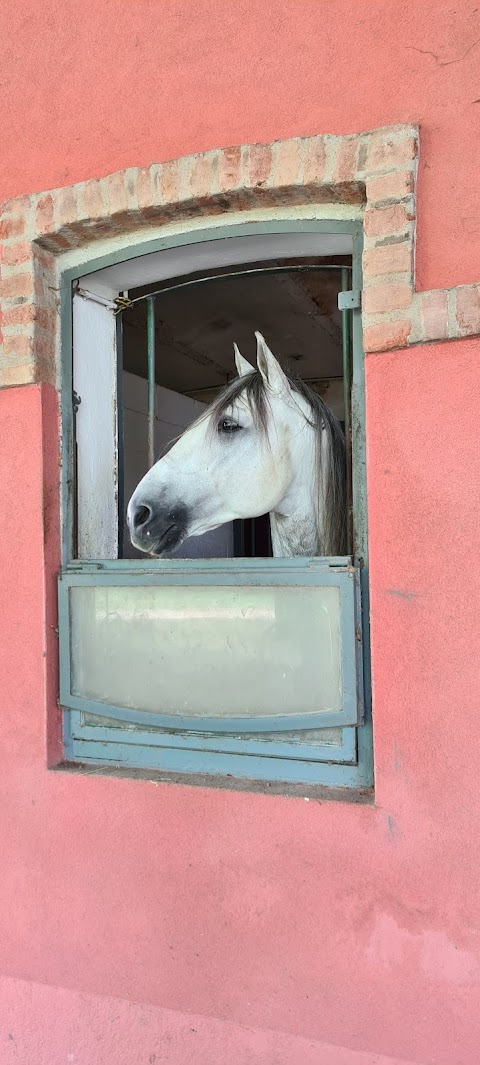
70;584;342;718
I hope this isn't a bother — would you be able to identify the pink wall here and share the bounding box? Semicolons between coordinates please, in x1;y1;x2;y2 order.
1;2;480;1063
1;0;479;292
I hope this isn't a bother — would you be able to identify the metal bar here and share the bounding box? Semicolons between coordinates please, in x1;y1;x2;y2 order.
115;263;352;312
341;267;353;555
116;314;125;558
146;296;156;470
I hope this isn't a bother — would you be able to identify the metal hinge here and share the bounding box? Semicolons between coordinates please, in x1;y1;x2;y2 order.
338;289;361;311
72;391;81;415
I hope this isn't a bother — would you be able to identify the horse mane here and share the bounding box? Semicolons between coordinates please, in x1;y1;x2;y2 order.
208;369;347;556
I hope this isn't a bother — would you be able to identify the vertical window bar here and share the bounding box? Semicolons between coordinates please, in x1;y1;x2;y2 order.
147;296;156;471
116;311;125;559
341;267;353;555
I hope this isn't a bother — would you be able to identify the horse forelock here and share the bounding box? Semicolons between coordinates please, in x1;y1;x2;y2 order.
208;371;271;434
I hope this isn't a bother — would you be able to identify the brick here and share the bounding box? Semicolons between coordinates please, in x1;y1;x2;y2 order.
420;290;449;340
82;179;105;220
361;134;417;173
0;273;33;299
135;167;154;211
2;304;56;330
456;285;480;337
36;194;55;235
31;333;55;361
33;246;55;272
2;304;36;327
106;172;129;216
274;138;302;187
189;153;218;199
3;334;34;357
1;242;31;266
364;203;413;238
363;241;412;278
0;359;52;387
334;137;358;182
156;160;181;206
218;146;242;193
366;170;414;204
363;283;413;315
0;216;25;240
303;137;327;186
247;143;273;187
363;319;411;352
0;194;32;216
57;185;79;228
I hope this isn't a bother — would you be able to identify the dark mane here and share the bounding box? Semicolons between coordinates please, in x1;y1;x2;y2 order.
208;369;347;555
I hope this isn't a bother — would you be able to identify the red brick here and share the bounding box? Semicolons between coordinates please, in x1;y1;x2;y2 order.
334;137;358;183
274;138;302;187
421;290;449;340
33;246;55;272
107;172;129;216
136;168;154;211
0;216;25;240
363;319;411;352
2;334;34;357
156;160;181;205
31;333;55;361
363;242;412;277
2;304;36;327
247;143;273;187
0;359;52;387
363;135;417;173
0;273;33;299
189;153;218;199
36;194;55;235
366;170;414;204
364;203;413;238
218;146;242;193
1;242;31;266
57;186;79;228
82;179;105;219
456;285;480;337
363;283;412;315
303;137;327;186
1;194;32;216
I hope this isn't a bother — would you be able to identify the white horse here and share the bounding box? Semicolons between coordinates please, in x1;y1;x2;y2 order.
127;332;346;558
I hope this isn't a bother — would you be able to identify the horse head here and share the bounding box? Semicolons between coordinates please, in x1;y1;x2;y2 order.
127;332;345;557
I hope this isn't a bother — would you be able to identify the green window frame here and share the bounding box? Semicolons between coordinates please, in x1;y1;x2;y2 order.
59;219;372;792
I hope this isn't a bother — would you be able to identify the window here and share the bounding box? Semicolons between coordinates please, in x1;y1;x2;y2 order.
59;220;372;791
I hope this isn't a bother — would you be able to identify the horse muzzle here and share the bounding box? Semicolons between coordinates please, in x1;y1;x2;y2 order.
128;500;189;556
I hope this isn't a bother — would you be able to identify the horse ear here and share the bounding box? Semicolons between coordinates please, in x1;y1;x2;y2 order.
234;342;254;378
255;332;289;395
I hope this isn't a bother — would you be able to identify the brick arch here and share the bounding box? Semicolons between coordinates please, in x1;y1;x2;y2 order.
0;123;479;388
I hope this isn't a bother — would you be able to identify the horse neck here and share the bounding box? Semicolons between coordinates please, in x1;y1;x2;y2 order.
269;416;325;557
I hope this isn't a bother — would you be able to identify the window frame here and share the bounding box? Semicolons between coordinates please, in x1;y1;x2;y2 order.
59;217;373;791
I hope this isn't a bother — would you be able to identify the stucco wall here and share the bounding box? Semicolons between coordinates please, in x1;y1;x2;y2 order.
0;2;480;1063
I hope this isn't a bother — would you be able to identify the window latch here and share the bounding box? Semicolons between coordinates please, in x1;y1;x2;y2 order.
338;290;361;310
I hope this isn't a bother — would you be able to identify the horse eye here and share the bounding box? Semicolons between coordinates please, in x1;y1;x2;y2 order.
219;419;241;434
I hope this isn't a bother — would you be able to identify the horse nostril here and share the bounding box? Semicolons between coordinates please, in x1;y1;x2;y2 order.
133;504;152;530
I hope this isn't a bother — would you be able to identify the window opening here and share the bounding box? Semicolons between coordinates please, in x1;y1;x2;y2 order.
113;258;353;564
63;225;370;789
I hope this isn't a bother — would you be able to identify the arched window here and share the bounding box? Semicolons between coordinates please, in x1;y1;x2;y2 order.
60;218;371;791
